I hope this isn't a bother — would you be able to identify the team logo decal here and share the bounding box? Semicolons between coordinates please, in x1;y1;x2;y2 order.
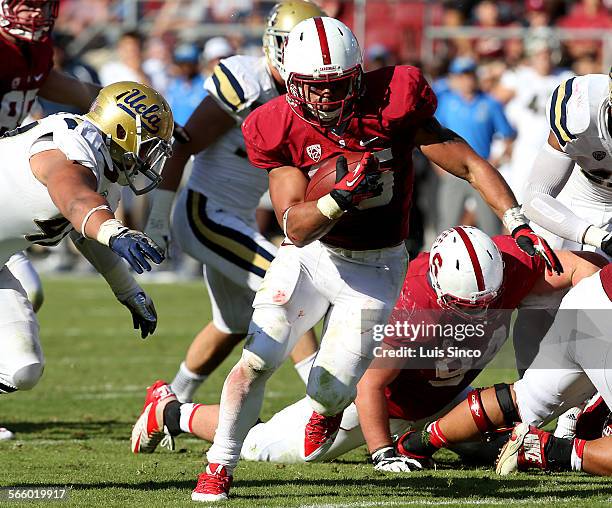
593;151;607;161
306;144;322;162
115;88;162;134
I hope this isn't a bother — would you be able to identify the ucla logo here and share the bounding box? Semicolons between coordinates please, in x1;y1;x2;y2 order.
116;88;162;133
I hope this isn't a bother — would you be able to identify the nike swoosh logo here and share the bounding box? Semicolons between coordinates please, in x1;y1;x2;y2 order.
34;73;44;81
346;175;360;187
359;136;378;147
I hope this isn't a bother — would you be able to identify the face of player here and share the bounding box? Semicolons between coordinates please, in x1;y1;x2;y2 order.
530;49;553;76
298;74;358;125
0;0;57;42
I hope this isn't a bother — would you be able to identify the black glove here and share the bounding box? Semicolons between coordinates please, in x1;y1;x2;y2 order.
120;291;157;339
109;230;164;274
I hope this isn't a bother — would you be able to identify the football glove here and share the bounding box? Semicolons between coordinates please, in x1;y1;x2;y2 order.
119;291;157;339
330;152;386;211
372;446;424;473
109;229;164;274
511;225;563;276
144;189;175;256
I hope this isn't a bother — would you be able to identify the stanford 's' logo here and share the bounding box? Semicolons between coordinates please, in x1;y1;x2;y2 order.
116;89;161;134
306;144;321;162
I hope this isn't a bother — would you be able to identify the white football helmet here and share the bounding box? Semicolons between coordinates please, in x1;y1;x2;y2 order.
429;226;504;317
0;0;58;41
282;16;363;127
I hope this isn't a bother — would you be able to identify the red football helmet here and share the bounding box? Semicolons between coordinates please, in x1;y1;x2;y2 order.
0;0;59;42
282;16;363;127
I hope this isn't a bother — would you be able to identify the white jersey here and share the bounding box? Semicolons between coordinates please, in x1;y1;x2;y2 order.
188;55;277;214
549;73;612;184
0;113;120;266
502;66;573;198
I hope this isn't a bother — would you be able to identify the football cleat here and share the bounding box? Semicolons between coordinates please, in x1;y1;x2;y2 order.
575;395;612;440
303;411;343;462
191;463;233;502
396;430;436;468
0;426;14;440
131;379;177;453
496;423;550;475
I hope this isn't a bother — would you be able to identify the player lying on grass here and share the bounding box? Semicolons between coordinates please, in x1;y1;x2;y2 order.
398;263;612;477
0;82;170;402
132;227;603;470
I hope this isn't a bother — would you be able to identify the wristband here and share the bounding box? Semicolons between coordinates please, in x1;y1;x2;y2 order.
96;218;128;246
317;193;345;220
583;225;609;248
503;206;528;233
81;205;112;238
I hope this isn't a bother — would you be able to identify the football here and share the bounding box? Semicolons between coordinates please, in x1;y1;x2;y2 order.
304;152;365;201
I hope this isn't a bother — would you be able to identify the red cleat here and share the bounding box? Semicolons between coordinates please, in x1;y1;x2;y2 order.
191;463;233;502
496;423;551;475
303;411;343;461
131;379;177;453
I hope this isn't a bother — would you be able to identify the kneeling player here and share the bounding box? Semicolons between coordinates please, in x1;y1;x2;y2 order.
399;264;612;476
131;227;601;468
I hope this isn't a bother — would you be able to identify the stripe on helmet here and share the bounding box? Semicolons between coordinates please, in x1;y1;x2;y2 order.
454;227;485;292
314;17;331;66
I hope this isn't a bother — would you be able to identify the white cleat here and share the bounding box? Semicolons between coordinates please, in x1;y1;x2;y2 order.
0;427;14;440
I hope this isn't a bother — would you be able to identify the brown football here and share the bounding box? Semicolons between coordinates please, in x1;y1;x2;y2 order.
304;152;364;201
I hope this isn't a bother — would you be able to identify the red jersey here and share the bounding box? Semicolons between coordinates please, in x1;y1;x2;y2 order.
383;236;545;421
0;35;53;135
242;65;437;250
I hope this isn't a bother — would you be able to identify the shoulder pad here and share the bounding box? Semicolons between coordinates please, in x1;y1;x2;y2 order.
548;75;600;147
205;55;263;116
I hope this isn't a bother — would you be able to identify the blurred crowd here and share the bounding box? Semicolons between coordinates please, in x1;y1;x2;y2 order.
31;0;612;274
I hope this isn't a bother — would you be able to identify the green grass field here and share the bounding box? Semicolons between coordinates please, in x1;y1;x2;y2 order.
2;276;612;507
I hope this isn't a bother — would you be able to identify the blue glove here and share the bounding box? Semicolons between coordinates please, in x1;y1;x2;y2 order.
120;292;157;339
109;230;164;273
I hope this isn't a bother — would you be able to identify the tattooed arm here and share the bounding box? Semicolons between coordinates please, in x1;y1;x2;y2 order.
414;118;518;220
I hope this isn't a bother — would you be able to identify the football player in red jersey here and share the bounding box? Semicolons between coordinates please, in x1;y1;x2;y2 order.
193;17;562;501
130;227;603;470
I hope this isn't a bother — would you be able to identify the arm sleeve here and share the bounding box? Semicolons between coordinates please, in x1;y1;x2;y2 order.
70;231;141;300
522;142;593;244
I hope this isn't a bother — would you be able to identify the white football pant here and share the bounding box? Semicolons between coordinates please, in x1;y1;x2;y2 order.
514;269;612;427
0;265;43;394
207;241;408;468
173;188;277;333
5;251;43;313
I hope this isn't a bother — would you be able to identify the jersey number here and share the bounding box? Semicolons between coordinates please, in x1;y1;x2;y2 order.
0;89;39;135
25;217;72;246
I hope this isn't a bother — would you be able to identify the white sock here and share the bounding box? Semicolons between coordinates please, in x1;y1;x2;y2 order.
179;403;204;434
170;362;207;403
294;352;316;385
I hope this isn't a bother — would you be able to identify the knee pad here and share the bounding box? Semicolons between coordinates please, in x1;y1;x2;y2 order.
241;342;284;373
10;362;44;391
467;384;520;441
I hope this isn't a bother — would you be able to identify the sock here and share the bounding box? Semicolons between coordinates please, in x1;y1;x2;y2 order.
163;400;182;436
179;403;205;434
544;434;573;471
170;362;207;403
426;420;449;449
294;352;316;385
571;438;586;471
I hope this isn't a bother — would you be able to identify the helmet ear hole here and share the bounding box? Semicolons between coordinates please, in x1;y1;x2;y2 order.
116;124;127;140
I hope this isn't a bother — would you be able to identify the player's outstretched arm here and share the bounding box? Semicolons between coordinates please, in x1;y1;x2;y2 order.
145;96;235;253
30;149;163;273
39;68;101;113
530;250;608;295
69;232;157;339
415;118;563;275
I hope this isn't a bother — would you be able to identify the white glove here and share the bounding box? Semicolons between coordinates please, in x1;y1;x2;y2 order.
144;189;175;256
372;446;424;473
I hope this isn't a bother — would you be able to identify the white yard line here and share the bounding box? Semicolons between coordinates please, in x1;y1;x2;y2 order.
299;498;589;508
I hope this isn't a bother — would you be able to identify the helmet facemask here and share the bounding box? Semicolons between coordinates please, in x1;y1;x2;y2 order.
112;115;172;196
286;65;362;127
0;0;58;42
435;286;500;320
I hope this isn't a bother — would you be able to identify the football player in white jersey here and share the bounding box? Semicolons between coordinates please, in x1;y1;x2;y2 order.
0;81;169;412
497;36;574;202
142;0;323;404
522;68;612;259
